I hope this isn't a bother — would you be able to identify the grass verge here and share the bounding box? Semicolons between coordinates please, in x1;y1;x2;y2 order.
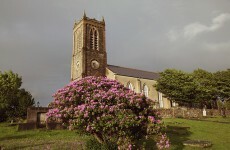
0;123;90;150
0;117;229;150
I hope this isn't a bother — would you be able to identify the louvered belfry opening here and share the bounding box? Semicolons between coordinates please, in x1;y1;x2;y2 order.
89;28;99;50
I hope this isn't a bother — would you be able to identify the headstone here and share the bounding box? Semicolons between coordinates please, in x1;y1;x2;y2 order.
172;102;176;107
183;140;212;148
203;108;207;117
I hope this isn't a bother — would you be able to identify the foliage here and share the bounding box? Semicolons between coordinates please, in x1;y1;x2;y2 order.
85;137;118;150
0;71;34;121
155;69;197;106
156;68;230;108
47;76;168;149
214;69;230;101
217;100;230;118
226;101;230;110
17;88;35;117
156;133;170;149
192;69;217;108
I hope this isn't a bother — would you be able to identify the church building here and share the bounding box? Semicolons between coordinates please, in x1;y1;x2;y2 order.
71;13;172;109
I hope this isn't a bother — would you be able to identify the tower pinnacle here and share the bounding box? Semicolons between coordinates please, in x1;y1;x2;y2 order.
102;16;105;23
83;10;87;19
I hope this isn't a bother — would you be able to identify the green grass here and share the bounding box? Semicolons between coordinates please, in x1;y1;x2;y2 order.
0;117;229;150
201;116;230;122
0;123;90;150
164;117;230;150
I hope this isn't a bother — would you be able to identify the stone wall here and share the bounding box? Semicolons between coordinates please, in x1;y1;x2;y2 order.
27;107;49;123
18;107;67;130
18;107;49;131
158;108;229;118
46;122;66;130
18;122;37;131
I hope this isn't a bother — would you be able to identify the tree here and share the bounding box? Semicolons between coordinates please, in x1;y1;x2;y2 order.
214;69;230;101
192;69;217;108
156;68;230;109
47;76;170;149
214;69;230;116
155;69;197;107
0;71;34;121
17;88;35;117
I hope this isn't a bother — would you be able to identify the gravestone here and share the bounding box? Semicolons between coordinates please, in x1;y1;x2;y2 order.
203;108;207;117
183;140;212;148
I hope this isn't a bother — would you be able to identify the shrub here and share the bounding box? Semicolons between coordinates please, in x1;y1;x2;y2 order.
85;137;102;150
85;137;117;150
47;76;169;149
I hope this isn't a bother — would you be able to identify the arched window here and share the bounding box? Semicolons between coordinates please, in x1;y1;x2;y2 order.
143;84;148;97
127;82;133;91
94;30;98;50
90;30;94;49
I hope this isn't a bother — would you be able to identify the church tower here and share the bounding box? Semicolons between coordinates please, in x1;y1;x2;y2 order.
71;12;107;81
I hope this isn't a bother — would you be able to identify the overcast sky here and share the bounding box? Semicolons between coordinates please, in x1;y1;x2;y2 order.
0;0;230;106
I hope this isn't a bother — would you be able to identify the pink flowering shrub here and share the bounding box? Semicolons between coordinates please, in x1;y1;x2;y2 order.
47;76;169;149
156;133;170;149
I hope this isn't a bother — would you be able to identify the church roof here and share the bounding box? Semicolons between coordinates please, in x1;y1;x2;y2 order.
107;65;160;80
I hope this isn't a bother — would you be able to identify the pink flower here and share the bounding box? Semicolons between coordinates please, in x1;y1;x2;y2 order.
148;116;155;123
128;144;132;150
86;125;91;131
84;112;89;118
48;76;165;149
156;120;161;124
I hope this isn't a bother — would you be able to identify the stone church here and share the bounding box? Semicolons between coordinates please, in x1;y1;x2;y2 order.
71;13;172;109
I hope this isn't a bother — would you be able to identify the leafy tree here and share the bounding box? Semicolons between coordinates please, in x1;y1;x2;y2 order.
214;69;230;116
47;76;170;149
155;69;197;107
214;69;230;101
156;68;230;109
192;69;217;108
0;71;34;121
17;88;35;117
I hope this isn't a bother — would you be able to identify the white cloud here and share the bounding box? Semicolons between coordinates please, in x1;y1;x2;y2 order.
183;23;208;39
167;13;230;41
212;13;230;28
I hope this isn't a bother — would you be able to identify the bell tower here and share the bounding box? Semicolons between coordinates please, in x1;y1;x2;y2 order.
71;12;107;81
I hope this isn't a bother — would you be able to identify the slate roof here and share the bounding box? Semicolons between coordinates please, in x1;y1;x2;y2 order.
107;65;160;80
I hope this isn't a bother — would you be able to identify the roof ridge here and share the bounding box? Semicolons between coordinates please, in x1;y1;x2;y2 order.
107;64;159;74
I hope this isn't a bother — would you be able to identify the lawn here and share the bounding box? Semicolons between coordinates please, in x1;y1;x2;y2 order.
0;123;90;150
164;117;230;150
0;117;229;150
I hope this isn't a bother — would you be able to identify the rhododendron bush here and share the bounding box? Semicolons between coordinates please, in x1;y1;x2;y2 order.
47;76;169;149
